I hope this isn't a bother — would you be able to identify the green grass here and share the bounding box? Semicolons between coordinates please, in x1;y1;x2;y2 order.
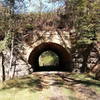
62;88;77;100
69;73;100;93
0;87;55;100
0;88;40;100
0;75;51;100
39;55;54;66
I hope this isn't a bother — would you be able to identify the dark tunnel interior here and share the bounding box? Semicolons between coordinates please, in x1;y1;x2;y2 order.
28;42;72;72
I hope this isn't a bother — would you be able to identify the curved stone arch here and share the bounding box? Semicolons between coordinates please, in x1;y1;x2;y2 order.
28;42;72;71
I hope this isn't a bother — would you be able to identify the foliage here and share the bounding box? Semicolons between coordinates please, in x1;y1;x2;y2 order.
1;0;99;44
0;31;12;52
75;0;100;44
50;0;100;44
39;51;59;66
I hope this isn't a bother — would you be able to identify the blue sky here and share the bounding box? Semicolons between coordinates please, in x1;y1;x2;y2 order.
0;0;64;13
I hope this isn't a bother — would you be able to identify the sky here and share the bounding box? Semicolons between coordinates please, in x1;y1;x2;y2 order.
0;0;64;13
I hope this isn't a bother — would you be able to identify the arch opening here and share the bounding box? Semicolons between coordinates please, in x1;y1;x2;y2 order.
28;42;72;72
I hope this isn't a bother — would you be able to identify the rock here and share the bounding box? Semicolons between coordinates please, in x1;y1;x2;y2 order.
92;64;100;80
95;71;100;80
92;64;100;73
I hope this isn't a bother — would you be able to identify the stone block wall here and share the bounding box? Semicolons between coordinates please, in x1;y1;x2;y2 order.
72;42;100;73
0;30;71;81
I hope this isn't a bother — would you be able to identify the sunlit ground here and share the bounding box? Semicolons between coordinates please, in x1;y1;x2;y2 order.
0;72;100;100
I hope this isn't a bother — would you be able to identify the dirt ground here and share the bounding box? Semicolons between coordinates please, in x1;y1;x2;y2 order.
0;72;100;100
31;72;100;100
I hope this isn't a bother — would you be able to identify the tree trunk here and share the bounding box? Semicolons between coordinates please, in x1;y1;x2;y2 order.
0;52;5;82
9;34;14;79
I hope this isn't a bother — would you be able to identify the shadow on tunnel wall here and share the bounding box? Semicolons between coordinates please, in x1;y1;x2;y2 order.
28;42;72;72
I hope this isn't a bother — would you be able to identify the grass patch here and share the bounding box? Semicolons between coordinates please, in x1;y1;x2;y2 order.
0;75;50;100
0;88;41;100
62;87;77;100
69;73;100;93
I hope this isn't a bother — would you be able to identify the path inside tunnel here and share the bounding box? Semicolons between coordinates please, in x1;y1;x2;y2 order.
37;66;66;71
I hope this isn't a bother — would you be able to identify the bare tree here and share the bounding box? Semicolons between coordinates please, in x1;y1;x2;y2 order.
0;52;5;82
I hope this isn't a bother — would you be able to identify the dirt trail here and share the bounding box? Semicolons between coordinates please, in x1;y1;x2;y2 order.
32;72;100;100
39;73;69;100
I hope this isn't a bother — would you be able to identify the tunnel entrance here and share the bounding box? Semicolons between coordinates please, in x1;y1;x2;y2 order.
28;42;72;72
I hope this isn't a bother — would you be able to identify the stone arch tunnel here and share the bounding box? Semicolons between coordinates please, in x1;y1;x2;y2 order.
28;42;72;71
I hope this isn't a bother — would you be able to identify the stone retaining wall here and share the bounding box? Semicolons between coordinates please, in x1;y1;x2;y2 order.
72;42;100;73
